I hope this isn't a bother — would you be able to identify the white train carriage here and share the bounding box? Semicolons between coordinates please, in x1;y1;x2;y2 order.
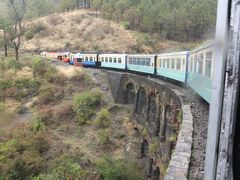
99;54;127;69
156;51;189;82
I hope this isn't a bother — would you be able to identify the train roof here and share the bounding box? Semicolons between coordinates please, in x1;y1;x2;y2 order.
99;53;127;56
127;54;156;57
190;40;215;53
158;51;190;56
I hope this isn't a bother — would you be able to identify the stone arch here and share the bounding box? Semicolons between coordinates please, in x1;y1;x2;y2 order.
135;87;146;114
160;105;170;142
124;82;135;104
147;93;157;121
156;105;163;136
141;139;149;157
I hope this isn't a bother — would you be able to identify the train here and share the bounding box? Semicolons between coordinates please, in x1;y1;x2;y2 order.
43;41;214;103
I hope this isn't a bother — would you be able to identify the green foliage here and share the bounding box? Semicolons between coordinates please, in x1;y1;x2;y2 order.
0;78;39;100
32;57;48;78
6;159;28;180
13;78;40;100
31;116;45;132
33;137;49;154
89;0;217;41
37;83;56;104
0;140;18;162
70;72;94;88
96;156;144;180
0;102;5;111
149;138;159;156
6;58;22;71
35;155;86;180
177;110;183;123
98;129;110;146
73;90;102;125
24;30;34;40
94;108;111;129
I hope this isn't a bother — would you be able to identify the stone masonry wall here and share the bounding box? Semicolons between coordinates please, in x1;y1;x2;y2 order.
106;71;193;180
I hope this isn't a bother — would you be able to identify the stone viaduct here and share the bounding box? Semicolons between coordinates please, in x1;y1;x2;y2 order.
107;71;193;180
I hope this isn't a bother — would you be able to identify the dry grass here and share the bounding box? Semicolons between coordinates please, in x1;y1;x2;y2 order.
22;10;138;53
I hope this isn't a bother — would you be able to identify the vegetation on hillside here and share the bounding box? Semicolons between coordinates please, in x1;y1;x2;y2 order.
0;55;144;179
22;0;217;41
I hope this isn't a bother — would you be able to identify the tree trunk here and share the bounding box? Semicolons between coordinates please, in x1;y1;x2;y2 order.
15;45;19;61
4;44;7;57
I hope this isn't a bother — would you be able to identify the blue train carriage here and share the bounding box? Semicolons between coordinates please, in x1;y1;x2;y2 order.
156;51;190;82
127;54;156;75
99;54;127;70
187;41;215;103
80;53;98;67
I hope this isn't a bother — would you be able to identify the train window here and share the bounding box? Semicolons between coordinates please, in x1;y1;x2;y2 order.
167;59;170;68
159;59;162;68
77;58;82;62
141;59;145;66
136;58;140;65
109;57;112;63
94;57;96;61
183;58;185;65
206;52;213;60
146;59;150;66
176;58;181;70
114;58;117;63
133;58;136;65
171;58;175;69
205;61;212;77
129;58;132;64
199;54;204;61
90;57;93;61
190;57;194;72
194;61;197;73
85;57;88;61
118;58;121;63
198;61;203;74
105;57;108;62
101;57;104;62
163;59;166;68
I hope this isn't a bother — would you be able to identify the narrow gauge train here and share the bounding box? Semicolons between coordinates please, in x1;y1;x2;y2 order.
47;42;214;103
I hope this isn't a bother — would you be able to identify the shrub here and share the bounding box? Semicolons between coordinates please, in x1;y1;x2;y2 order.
31;116;45;132
149;138;159;156
96;156;144;180
33;22;47;34
6;58;22;72
25;31;34;40
6;159;28;180
121;21;131;30
70;72;94;88
33;136;49;154
73;90;102;125
37;84;56;105
35;155;86;179
32;58;48;78
48;15;63;26
13;78;40;100
44;66;66;85
94;108;111;129
98;129;110;146
52;102;73;121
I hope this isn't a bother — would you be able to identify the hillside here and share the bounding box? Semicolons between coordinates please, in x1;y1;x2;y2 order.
23;10;199;54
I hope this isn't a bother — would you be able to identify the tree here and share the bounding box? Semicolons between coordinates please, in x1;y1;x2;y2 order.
7;0;27;61
92;0;102;17
0;17;11;57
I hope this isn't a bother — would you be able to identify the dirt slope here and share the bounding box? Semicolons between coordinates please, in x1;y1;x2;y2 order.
22;10;196;54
